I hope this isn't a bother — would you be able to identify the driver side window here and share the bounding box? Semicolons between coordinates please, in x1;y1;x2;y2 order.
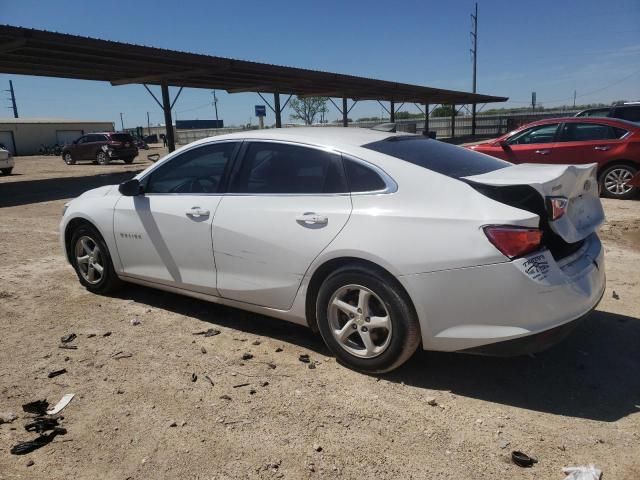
145;142;238;194
507;123;559;145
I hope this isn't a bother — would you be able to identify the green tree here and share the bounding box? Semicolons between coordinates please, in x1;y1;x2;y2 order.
431;105;456;117
289;96;329;125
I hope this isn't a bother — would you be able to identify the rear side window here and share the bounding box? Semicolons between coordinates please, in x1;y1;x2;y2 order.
344;159;386;192
559;123;623;142
616;106;640;122
577;108;610;118
363;136;509;179
229;142;347;194
110;133;134;142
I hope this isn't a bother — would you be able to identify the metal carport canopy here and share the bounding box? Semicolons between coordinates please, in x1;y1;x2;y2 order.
0;25;508;150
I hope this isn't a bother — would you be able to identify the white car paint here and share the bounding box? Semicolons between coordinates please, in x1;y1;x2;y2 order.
0;145;14;172
60;127;606;354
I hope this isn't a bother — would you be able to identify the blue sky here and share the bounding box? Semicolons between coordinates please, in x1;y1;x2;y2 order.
1;0;639;128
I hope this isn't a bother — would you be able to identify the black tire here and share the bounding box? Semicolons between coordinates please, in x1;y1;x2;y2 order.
599;163;638;200
69;223;122;294
316;265;420;374
1;167;12;175
96;150;110;165
62;151;75;165
123;156;135;164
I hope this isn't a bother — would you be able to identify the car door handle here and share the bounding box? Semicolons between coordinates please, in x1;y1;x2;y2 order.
594;145;611;151
186;207;210;218
535;149;551;155
296;212;328;226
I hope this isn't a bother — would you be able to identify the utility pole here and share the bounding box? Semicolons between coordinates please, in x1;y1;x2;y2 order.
470;2;478;136
5;80;18;118
573;90;576;109
147;112;151;136
212;90;219;128
119;112;124;131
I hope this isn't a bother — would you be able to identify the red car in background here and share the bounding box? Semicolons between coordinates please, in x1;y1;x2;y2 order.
468;117;640;199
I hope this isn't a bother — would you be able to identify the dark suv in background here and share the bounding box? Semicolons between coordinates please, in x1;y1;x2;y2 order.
62;132;138;165
575;103;640;122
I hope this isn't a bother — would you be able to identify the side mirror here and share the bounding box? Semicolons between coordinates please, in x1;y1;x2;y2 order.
147;153;160;163
119;178;143;196
498;140;510;149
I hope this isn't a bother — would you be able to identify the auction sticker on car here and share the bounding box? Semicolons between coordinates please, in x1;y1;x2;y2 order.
513;249;564;285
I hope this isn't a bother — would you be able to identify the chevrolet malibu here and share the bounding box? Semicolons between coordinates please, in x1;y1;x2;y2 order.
60;128;605;373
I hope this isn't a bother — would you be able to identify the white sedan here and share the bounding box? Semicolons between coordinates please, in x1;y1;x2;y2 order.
60;128;606;372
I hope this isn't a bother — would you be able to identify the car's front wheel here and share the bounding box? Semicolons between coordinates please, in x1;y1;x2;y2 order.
0;167;12;175
316;265;420;373
69;224;122;294
600;164;638;199
123;156;135;164
63;152;75;165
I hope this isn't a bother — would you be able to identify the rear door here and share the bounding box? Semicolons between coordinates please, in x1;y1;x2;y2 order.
554;122;628;165
212;141;352;310
502;123;560;164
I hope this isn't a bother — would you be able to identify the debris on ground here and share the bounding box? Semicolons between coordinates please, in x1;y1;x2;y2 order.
204;375;215;386
275;347;283;352
242;353;254;360
233;383;250;389
266;362;277;369
47;368;67;378
252;340;261;345
220;395;232;400
511;450;538;468
261;381;269;387
562;465;602;480
298;354;310;363
249;388;257;395
45;394;74;415
130;318;142;326
193;328;221;337
612;290;620;300
60;333;77;343
313;444;323;452
102;331;112;337
169;420;177;427
10;428;67;455
499;440;511;450
26;460;34;467
112;351;132;360
58;344;78;350
426;397;438;406
201;346;207;354
191;373;198;382
22;400;49;416
0;411;17;424
86;333;96;338
25;417;61;433
308;363;316;369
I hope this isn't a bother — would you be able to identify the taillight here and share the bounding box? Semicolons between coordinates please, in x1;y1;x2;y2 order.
546;196;568;221
483;225;543;259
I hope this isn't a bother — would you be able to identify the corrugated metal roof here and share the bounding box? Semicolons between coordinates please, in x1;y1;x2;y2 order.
0;118;112;124
0;25;507;105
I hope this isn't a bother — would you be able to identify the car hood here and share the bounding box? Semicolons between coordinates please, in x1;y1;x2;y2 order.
77;185;117;199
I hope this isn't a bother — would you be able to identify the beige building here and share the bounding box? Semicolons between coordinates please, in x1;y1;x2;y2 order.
0;118;115;155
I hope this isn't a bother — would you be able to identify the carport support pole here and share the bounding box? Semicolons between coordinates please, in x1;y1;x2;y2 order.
274;92;282;128
471;103;477;136
389;101;395;123
450;104;455;138
161;82;175;152
424;103;429;135
342;97;348;127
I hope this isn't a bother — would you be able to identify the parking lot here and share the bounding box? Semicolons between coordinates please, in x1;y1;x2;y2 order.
0;154;639;479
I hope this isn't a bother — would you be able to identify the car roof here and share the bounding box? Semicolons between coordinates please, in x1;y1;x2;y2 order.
191;127;404;150
523;117;639;129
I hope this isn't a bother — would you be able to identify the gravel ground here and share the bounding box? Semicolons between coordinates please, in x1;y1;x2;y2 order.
0;154;639;479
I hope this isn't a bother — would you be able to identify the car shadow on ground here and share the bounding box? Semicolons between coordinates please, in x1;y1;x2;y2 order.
116;283;639;422
0;169;144;207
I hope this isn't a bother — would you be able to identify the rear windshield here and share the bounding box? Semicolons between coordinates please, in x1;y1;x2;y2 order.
363;136;509;179
110;134;134;142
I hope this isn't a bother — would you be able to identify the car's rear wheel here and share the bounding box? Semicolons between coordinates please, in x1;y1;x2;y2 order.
63;152;75;165
70;224;122;294
0;167;12;175
316;266;420;373
123;156;135;164
600;164;637;199
96;150;110;165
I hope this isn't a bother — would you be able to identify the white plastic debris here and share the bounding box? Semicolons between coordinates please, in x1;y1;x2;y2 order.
46;393;75;415
562;465;602;480
130;318;142;326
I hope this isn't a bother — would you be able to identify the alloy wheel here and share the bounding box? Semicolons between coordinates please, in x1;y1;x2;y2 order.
327;284;392;358
74;235;104;284
604;167;634;196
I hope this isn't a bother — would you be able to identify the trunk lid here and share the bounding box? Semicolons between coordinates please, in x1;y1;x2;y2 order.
463;163;604;244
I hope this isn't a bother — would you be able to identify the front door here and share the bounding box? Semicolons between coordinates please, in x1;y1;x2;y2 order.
502;122;560;164
113;141;239;295
213;141;352;310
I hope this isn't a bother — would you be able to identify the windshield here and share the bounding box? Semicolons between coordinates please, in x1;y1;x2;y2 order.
363;136;510;179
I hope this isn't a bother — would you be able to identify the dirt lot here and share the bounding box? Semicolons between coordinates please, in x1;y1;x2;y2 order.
1;154;639;480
